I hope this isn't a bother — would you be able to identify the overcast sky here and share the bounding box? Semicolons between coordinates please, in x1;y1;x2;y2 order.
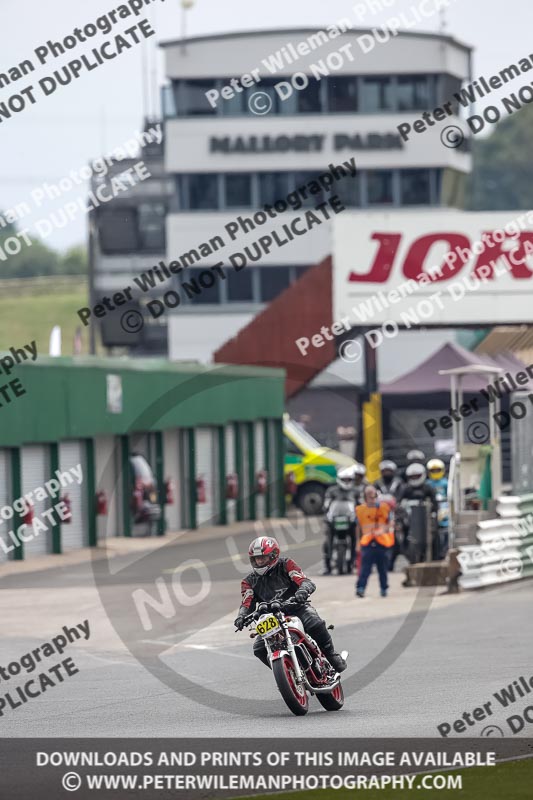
0;0;530;252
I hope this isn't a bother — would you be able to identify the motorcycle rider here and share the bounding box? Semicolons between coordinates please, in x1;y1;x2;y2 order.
426;458;449;558
402;449;426;480
399;463;438;512
426;458;448;495
375;461;404;570
234;536;347;673
374;460;404;499
398;464;438;561
352;463;369;504
322;467;357;575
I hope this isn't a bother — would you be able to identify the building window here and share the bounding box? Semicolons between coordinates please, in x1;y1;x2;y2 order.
260;266;291;302
328;76;358;113
400;169;431;205
224;174;252;208
182;267;221;304
333;174;360;207
180;80;218;115
98;208;138;253
292;172;321;206
188;174;219;210
226;266;254;302
367;171;394;205
396;75;432;110
221;81;245;115
258;172;290;206
138;202;167;250
297;80;322;113
361;76;393;111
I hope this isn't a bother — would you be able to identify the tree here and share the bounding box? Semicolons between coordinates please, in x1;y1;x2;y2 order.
0;219;87;278
59;245;87;275
465;103;533;210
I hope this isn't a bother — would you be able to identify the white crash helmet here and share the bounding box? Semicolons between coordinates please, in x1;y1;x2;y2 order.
407;449;425;464
379;459;397;476
405;462;427;487
336;467;355;490
352;463;367;483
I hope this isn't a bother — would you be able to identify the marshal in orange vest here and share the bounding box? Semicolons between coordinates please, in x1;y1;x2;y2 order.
356;501;394;548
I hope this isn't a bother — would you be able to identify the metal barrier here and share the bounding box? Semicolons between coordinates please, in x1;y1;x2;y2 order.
458;494;533;589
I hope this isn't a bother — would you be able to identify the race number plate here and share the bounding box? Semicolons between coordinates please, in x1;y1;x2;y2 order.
255;615;280;637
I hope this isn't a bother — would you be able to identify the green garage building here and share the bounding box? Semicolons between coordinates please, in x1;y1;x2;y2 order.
0;357;285;561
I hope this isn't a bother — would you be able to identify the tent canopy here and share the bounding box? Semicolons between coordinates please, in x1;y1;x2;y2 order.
380;341;531;395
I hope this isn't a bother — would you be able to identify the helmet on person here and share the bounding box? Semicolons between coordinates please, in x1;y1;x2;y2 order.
248;537;280;576
352;462;367;484
406;449;425;464
427;458;445;480
336;467;354;491
379;460;397;477
405;463;427;487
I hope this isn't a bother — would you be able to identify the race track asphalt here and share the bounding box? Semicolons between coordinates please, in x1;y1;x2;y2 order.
0;518;531;737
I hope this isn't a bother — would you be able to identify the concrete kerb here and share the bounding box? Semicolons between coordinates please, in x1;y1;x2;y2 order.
0;519;280;578
89;361;442;717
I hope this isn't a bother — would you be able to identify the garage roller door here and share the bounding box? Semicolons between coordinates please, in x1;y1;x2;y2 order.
268;421;280;516
0;450;11;562
254;421;266;520
196;428;218;527
21;445;50;557
94;436;121;538
225;425;236;524
59;441;87;551
163;429;181;533
240;424;250;520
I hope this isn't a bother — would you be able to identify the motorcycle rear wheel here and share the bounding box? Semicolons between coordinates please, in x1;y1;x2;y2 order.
272;655;309;716
316;681;344;711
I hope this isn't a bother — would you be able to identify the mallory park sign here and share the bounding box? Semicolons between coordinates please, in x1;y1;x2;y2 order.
209;132;403;154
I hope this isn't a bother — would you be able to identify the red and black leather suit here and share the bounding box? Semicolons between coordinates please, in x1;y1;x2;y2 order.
238;557;336;667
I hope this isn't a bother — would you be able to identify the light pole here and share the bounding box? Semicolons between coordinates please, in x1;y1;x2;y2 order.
181;0;195;55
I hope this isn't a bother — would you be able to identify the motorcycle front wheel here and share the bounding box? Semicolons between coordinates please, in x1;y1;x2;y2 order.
316;681;345;711
272;656;309;716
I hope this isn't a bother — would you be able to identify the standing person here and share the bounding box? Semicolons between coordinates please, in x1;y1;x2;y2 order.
355;485;394;598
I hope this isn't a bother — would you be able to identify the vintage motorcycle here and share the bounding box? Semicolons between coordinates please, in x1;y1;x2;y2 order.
236;598;348;716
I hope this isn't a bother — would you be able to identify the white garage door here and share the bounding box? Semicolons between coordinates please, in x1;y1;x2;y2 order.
94;436;121;538
255;421;266;520
0;449;11;562
163;429;181;533
225;425;236;524
59;441;87;551
21;445;50;557
240;424;251;520
268;420;280;516
195;428;218;527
